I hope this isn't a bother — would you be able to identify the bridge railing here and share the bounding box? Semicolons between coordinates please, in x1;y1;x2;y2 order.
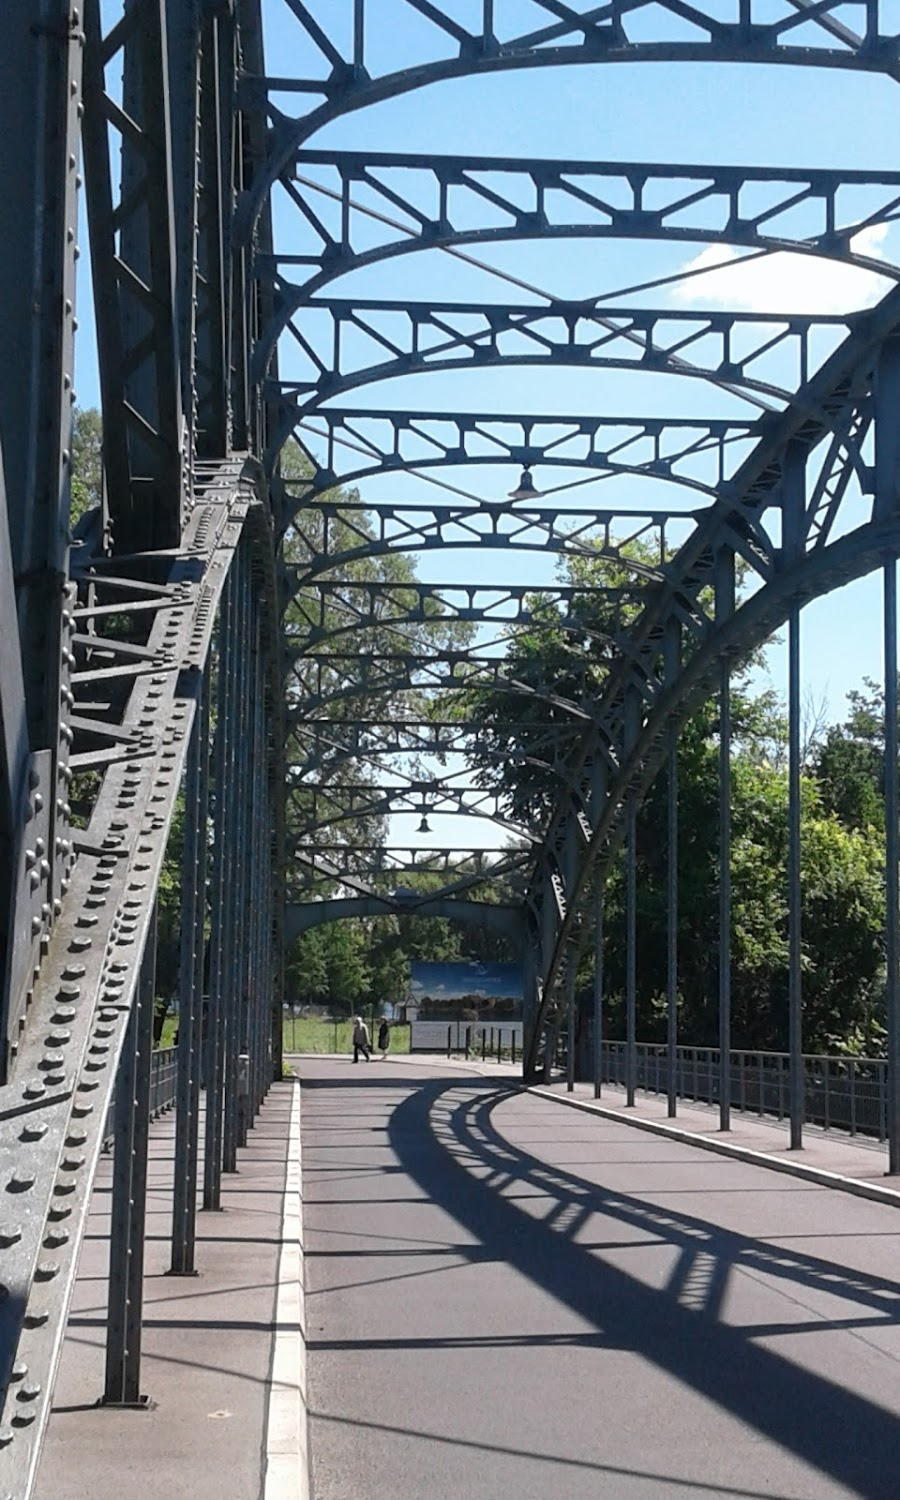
597;1042;888;1141
102;1047;179;1147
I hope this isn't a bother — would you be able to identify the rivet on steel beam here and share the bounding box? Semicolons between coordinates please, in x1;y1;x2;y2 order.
7;1173;35;1192
0;1228;22;1248
35;1263;59;1283
43;1229;69;1249
20;1122;47;1143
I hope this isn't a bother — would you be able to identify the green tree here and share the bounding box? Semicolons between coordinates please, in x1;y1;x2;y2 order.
465;541;889;1056
814;678;886;832
70;406;103;525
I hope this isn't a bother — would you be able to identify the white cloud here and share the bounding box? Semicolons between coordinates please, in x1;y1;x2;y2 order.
671;223;895;316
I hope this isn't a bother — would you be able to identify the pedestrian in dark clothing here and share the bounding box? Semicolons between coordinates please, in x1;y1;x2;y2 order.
378;1019;390;1060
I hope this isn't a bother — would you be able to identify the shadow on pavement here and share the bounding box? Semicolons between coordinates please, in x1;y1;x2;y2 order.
304;1074;900;1498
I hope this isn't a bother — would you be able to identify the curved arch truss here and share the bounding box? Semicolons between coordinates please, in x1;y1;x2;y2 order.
265;0;900;1112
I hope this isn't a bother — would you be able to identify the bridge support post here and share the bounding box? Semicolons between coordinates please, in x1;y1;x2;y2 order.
170;670;210;1274
624;684;640;1108
103;909;157;1406
223;554;251;1175
788;604;804;1150
625;798;637;1108
593;879;603;1100
664;620;681;1119
204;567;237;1209
885;560;900;1173
716;550;735;1132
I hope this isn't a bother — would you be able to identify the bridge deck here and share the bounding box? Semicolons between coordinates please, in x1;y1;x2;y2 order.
303;1057;900;1500
33;1058;900;1499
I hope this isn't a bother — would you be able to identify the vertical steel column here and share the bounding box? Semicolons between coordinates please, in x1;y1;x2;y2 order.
780;442;807;1151
241;617;263;1145
666;726;679;1119
565;958;576;1093
716;551;735;1131
0;4;81;1071
521;928;539;1077
255;655;270;1115
104;909;158;1406
564;818;579;1092
223;553;250;1173
593;879;603;1099
788;605;804;1149
885;560;900;1172
203;567;235;1210
624;686;640;1108
170;669;210;1273
664;619;681;1119
540;862;559;1079
246;595;263;1124
626;798;637;1108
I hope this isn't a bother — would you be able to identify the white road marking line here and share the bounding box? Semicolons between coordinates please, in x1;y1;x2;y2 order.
264;1081;308;1500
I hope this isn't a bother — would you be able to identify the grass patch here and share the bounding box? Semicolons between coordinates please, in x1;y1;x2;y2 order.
283;1016;411;1056
153;1014;412;1057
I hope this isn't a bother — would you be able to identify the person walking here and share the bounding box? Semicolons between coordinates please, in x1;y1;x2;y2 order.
352;1015;371;1063
378;1018;390;1061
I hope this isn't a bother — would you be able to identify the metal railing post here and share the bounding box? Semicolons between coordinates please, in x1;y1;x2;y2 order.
170;667;209;1274
103;908;157;1406
626;797;637;1106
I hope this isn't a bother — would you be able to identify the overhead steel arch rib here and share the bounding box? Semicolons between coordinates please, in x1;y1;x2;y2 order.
255;149;900;341
274;409;761;507
286;895;525;943
239;1;900;238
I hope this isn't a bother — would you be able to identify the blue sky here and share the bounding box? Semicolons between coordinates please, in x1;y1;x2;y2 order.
74;7;900;845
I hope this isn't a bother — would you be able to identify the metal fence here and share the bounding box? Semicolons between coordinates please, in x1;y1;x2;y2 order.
410;1019;523;1059
597;1042;888;1140
103;1047;179;1148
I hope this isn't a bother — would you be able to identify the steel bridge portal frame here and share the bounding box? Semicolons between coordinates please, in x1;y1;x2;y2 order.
0;3;284;1492
1;2;900;1497
260;0;900;1173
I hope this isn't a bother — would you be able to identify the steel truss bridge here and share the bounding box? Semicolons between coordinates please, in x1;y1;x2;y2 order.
2;0;900;1492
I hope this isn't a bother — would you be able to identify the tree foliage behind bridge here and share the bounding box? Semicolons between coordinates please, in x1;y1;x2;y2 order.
463;542;890;1057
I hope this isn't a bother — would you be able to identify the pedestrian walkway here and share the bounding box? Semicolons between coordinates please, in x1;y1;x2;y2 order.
34;1083;296;1500
534;1074;900;1200
32;1055;900;1500
303;1055;900;1500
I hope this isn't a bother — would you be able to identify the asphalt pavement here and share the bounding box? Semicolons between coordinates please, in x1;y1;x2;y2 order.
302;1056;900;1500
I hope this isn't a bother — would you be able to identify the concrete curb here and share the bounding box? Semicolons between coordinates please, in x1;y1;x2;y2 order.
528;1085;900;1211
263;1078;309;1500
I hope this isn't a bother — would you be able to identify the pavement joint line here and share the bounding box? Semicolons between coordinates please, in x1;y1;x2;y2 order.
528;1086;900;1209
263;1079;308;1500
